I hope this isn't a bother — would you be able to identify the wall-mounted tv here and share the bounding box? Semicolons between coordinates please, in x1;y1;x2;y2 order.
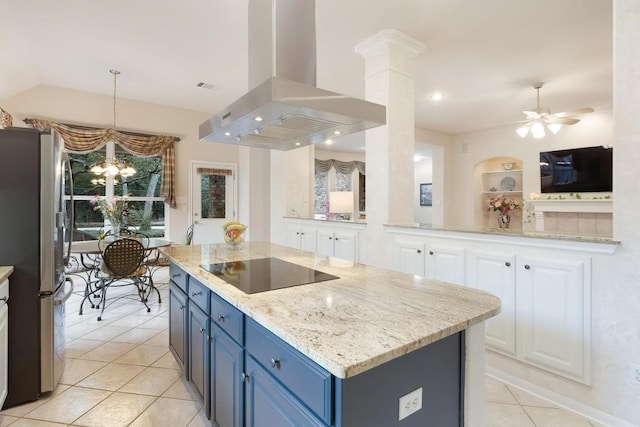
540;145;613;193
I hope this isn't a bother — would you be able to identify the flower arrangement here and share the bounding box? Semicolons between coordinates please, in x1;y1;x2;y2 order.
90;195;128;229
222;220;247;245
487;195;521;214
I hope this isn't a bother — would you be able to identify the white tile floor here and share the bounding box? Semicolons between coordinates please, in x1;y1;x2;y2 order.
0;267;601;426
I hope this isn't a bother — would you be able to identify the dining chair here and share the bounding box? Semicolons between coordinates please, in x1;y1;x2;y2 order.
90;237;150;321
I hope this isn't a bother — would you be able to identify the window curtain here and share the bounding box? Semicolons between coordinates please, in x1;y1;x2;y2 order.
314;159;365;175
24;118;180;208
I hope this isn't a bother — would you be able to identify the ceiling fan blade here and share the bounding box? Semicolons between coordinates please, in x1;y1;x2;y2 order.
523;111;541;119
555;107;595;118
546;117;580;125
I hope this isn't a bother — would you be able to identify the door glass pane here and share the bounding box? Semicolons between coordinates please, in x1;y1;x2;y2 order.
201;174;226;219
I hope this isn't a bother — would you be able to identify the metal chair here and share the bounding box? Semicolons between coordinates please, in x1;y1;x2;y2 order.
82;237;150;321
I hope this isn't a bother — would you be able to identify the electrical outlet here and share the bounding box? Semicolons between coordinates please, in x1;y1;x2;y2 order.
398;387;422;421
631;363;640;387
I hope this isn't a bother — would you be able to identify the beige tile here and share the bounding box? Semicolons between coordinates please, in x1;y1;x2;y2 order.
109;313;158;328
73;392;156;427
65;321;104;340
486;402;536;427
485;376;518;404
114;344;169;366
577;213;597;235
544;212;557;233
0;385;70;417
138;316;169;330
596;213;613;236
556;212;579;235
507;385;557;408
129;397;200;427
145;330;169;347
6;419;67;427
111;328;163;344
64;339;104;358
0;414;19;426
119;367;181;396
524;406;594;426
59;359;107;385
76;363;146;391
80;325;132;341
23;386;110;424
151;351;181;370
187;409;210;427
79;341;138;362
162;376;198;401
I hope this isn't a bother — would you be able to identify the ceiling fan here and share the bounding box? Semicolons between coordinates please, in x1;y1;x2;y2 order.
516;82;594;139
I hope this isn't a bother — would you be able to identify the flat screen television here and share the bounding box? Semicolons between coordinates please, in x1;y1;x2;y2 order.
540;145;613;193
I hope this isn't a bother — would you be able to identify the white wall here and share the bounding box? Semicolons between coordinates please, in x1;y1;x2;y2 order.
2;84;238;242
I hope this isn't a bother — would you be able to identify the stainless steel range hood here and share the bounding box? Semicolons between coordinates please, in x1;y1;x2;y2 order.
199;0;386;151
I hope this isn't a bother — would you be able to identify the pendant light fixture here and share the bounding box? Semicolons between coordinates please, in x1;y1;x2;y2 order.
90;69;136;184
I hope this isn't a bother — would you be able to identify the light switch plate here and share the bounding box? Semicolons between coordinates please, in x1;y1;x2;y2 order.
398;387;422;420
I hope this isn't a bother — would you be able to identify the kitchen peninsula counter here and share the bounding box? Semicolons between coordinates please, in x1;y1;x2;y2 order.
161;241;499;379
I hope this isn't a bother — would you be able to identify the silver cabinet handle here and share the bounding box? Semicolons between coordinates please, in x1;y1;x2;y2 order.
0;297;7;304
191;291;202;297
241;373;250;382
180;305;184;310
171;273;181;278
270;358;281;369
218;315;225;322
199;327;205;333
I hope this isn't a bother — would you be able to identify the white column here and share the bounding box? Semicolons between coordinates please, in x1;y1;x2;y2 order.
238;146;270;242
355;29;425;267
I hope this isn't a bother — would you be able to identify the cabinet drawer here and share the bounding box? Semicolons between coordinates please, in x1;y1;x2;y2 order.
245;318;332;424
188;277;210;314
210;292;243;344
169;263;187;292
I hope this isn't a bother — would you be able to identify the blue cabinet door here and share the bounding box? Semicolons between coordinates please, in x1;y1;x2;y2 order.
169;283;187;373
211;324;244;427
188;303;210;416
245;356;326;427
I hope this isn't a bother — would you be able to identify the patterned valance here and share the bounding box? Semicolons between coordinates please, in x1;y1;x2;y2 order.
197;167;233;176
24;118;180;208
315;159;366;175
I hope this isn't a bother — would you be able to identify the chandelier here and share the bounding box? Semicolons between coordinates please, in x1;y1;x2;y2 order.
89;69;136;183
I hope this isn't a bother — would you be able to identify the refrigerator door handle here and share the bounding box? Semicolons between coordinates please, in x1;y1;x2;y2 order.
63;153;74;266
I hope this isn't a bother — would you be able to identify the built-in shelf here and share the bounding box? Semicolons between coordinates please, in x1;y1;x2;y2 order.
482;169;523;175
530;199;613;234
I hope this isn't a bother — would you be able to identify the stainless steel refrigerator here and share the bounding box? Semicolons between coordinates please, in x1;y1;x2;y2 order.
0;127;73;408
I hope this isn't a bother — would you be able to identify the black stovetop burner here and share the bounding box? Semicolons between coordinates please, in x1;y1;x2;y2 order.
200;257;339;294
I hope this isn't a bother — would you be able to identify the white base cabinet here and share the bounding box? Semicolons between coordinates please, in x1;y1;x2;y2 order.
466;250;516;356
316;230;357;262
287;226;317;252
390;229;592;385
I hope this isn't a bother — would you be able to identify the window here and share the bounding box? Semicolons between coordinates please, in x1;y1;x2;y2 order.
65;142;165;239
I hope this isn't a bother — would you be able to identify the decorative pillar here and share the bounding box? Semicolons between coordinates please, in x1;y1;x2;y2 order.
355;29;425;267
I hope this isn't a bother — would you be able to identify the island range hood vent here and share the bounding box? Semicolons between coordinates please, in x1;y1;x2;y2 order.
199;0;386;151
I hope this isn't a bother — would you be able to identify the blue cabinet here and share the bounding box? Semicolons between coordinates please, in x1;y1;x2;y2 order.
188;302;210;416
168;282;188;373
210;323;244;427
244;356;326;427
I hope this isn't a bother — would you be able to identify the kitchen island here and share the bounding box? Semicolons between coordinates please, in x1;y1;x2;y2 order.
161;241;500;426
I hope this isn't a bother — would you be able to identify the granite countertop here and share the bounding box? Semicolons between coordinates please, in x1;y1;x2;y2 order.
0;266;14;282
161;242;500;379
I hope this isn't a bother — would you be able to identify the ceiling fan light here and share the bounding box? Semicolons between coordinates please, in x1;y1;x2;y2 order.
548;123;562;134
516;126;529;138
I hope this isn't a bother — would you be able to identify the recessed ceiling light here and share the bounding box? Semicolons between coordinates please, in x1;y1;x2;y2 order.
431;92;444;102
224;132;231;137
254;116;263;122
325;139;333;145
295;142;301;146
333;130;341;135
414;154;423;162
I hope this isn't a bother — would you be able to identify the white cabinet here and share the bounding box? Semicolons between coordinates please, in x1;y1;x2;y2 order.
466;250;516;356
517;256;590;384
394;240;425;276
287;226;317;252
0;278;8;408
425;243;466;286
317;229;358;261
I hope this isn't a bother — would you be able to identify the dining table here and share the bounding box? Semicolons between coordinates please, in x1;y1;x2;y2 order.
67;238;172;316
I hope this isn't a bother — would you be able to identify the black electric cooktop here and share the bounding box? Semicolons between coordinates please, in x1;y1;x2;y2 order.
200;257;339;294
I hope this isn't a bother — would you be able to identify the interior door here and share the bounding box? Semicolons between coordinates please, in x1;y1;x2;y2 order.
191;162;237;244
